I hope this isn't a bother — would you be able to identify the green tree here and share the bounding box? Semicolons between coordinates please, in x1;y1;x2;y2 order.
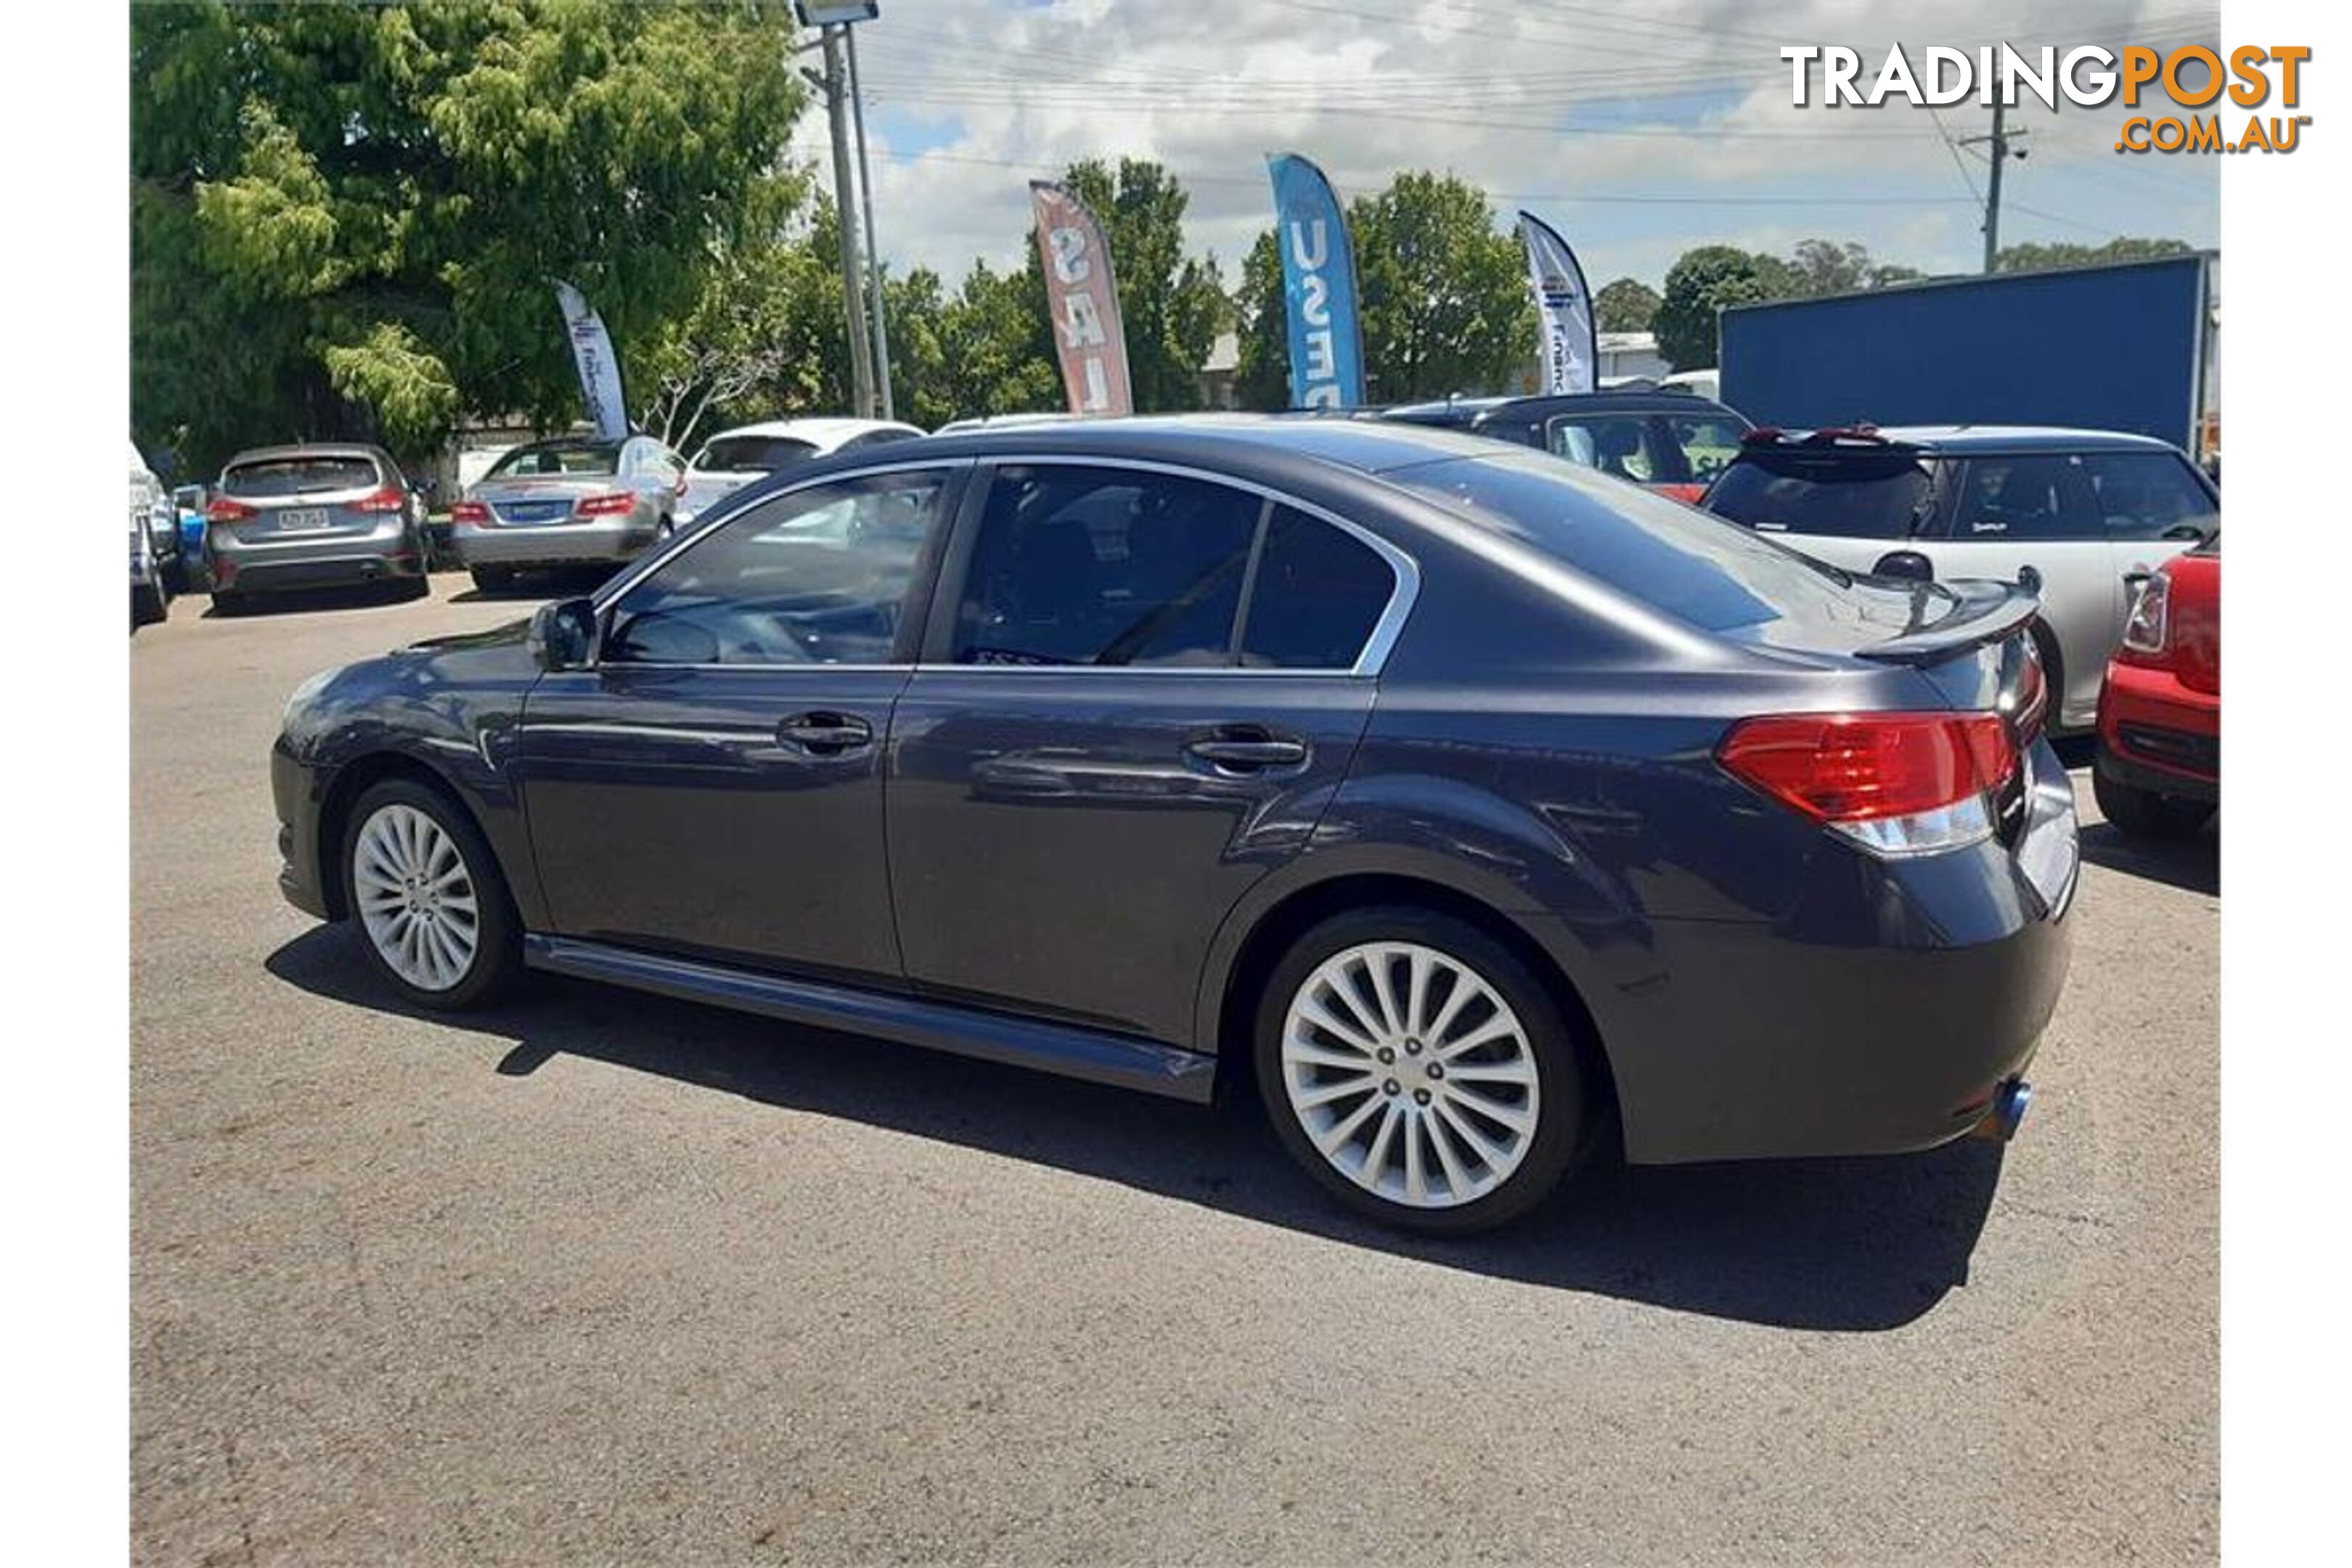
1045;158;1228;412
1233;229;1291;411
1654;245;1789;371
1595;277;1661;334
132;1;807;473
1781;239;1925;297
1996;236;2194;273
1348;171;1534;402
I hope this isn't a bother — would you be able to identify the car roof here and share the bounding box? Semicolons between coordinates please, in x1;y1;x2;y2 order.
224;442;393;467
1837;425;2186;454
697;417;925;449
862;412;1515;477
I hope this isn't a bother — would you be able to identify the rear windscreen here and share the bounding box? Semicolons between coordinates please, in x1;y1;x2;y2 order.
1703;449;1932;539
222;455;380;498
695;436;821;474
1392;452;1865;636
489;442;621;478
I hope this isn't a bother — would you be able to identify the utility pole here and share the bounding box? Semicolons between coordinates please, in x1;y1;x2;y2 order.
1962;102;2030;274
846;25;894;421
812;26;875;416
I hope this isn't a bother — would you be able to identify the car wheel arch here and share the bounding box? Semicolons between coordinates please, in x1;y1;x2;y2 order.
316;751;487;922
1202;868;1624;1156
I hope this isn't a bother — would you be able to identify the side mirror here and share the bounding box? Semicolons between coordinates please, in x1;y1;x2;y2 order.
2015;563;2043;595
1871;549;1936;583
529;597;597;671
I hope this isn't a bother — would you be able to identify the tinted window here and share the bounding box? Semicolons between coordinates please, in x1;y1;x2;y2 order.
696;436;821;473
953;466;1259;667
1240;509;1394;669
1951;455;2102;542
222;454;380;497
1704;449;1933;539
841;428;922;451
605;470;951;666
1396;452;1862;636
489;442;621;478
2078;452;2218;541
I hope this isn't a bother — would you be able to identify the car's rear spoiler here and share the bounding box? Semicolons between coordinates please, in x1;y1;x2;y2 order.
1855;578;2041;665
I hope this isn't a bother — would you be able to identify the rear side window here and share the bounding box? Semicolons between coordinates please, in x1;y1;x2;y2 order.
954;467;1260;667
1950;455;2102;542
490;442;620;478
1240;509;1395;669
1397;452;1859;635
1704;449;1933;539
2078;452;2218;541
222;454;380;498
697;436;820;474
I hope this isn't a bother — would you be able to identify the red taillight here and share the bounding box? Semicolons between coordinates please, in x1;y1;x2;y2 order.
450;501;491;526
576;491;636;517
351;485;406;513
2012;645;2049;740
205;496;256;523
1717;711;2017;854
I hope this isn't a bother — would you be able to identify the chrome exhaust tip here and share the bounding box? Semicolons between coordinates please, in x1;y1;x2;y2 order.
1972;1078;2033;1143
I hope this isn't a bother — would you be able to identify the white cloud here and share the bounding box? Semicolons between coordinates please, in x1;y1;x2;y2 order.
809;0;2217;290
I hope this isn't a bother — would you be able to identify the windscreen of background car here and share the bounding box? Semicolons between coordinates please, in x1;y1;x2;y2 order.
221;455;381;497
694;436;822;474
1394;451;1948;642
486;442;621;478
1702;448;1934;539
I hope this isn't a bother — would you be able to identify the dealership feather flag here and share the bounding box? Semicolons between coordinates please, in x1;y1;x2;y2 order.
1266;153;1367;409
1517;211;1598;396
1029;181;1135;417
554;280;631;440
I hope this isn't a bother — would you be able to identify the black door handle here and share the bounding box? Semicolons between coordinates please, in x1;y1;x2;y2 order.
1185;730;1310;772
777;712;873;754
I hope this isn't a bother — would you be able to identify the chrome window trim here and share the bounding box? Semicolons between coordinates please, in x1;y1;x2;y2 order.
587;450;1421;679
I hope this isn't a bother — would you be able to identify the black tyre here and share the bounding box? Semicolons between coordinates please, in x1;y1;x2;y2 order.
208;588;246;616
340;777;523;1010
2093;765;2211;841
131;581;169;628
469;565;515;595
1254;906;1588;1235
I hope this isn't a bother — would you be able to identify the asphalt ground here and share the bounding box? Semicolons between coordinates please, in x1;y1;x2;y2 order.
131;573;2218;1566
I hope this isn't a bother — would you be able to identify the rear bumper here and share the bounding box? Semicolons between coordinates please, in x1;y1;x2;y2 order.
1559;739;2079;1167
211;520;421;595
2096;660;2218;799
454;516;655;567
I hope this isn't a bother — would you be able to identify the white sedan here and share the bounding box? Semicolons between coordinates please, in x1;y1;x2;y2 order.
677;417;926;526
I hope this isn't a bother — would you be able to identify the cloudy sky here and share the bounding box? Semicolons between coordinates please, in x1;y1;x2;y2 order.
790;0;2220;293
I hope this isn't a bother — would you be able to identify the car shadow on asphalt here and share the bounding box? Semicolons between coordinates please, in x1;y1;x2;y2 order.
2078;820;2218;898
200;581;428;618
267;926;2006;1334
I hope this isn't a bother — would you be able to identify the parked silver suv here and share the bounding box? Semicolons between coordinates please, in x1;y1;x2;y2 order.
1702;425;2219;733
205;444;429;612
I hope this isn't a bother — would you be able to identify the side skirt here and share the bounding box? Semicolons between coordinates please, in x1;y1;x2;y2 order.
521;934;1218;1103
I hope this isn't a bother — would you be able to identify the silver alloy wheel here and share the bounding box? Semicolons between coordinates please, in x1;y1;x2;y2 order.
1279;941;1541;1209
352;802;481;992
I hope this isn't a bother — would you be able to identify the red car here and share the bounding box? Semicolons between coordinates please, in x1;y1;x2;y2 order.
2093;536;2218;838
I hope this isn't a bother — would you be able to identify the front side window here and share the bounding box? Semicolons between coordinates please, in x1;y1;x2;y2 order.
952;466;1261;667
1547;416;1671;483
2078;452;2218;541
603;470;952;666
1951;455;2102;542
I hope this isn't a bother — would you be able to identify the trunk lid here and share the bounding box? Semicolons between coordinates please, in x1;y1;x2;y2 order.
469;475;621;526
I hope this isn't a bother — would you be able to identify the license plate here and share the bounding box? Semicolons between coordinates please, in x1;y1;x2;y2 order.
500;500;574;525
276;508;331;533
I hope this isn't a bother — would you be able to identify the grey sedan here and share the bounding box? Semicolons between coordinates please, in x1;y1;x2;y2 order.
205;444;430;611
452;435;685;592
